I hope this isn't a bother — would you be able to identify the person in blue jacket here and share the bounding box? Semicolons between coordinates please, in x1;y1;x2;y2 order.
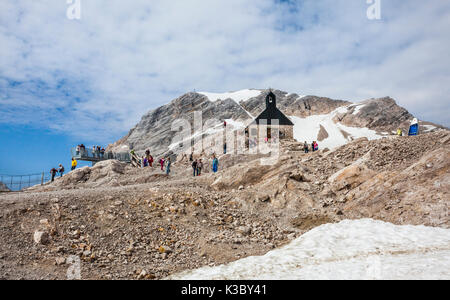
212;155;219;173
166;157;171;175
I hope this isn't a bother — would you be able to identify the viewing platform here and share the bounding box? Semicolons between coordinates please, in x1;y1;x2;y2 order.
71;148;131;164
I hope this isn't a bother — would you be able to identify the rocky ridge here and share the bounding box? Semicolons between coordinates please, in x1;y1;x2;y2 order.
108;89;431;158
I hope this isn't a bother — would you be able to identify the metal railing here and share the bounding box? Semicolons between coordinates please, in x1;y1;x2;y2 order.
71;148;131;162
0;173;52;192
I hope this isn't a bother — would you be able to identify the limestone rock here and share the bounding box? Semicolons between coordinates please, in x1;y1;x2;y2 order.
33;231;50;245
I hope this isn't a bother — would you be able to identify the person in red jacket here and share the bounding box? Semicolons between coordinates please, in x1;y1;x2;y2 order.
159;158;165;171
145;149;154;167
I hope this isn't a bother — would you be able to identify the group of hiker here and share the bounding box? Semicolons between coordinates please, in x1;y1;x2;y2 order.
92;145;106;158
190;153;219;176
49;164;65;182
303;141;319;153
137;149;172;175
51;146;221;183
141;149;154;168
191;158;203;176
75;144;86;156
49;157;78;182
75;144;106;159
156;157;171;175
139;150;220;177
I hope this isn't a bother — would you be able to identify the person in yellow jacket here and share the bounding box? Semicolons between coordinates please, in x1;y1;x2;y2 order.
397;129;403;136
71;158;77;171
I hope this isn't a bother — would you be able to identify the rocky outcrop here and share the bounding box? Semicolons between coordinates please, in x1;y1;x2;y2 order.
333;97;413;132
342;146;450;227
108;92;252;156
329;162;376;193
27;160;130;190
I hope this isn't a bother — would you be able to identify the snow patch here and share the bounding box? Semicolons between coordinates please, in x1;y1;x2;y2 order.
224;119;246;130
350;103;367;115
286;93;306;100
422;125;437;132
168;219;450;280
290;105;382;149
198;90;262;104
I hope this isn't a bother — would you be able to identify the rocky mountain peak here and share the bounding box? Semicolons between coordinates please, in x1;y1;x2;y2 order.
108;89;436;157
333;96;413;131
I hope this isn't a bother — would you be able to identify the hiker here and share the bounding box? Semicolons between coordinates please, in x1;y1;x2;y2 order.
304;141;309;153
397;129;403;136
148;154;154;167
142;155;147;168
311;141;316;152
71;158;77;171
192;159;198;176
197;159;203;176
314;141;319;151
144;149;153;167
212;155;219;173
159;158;165;171
50;168;58;182
166;157;171;175
189;153;193;162
58;164;65;177
76;145;80;155
223;142;227;154
100;148;105;158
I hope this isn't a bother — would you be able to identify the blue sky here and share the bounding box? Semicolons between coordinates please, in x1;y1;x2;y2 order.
0;0;449;175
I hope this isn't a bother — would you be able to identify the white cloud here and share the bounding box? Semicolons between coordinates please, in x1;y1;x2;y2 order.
0;0;449;143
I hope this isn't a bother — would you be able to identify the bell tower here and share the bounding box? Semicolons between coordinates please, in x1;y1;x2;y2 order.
265;90;277;109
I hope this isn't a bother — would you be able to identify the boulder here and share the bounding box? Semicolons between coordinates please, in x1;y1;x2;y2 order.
55;257;66;265
256;194;271;202
237;226;252;236
33;231;50;245
329;163;375;192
